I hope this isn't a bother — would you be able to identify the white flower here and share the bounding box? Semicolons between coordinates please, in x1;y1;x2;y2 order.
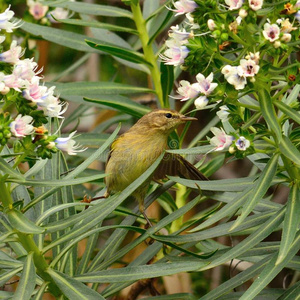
13;58;42;82
0;40;24;64
194;96;208;109
235;136;250;150
168;0;198;16
248;0;263;11
281;33;291;43
37;86;67;118
216;105;230;121
210;127;234;151
274;41;281;48
245;51;260;64
186;13;200;29
0;5;22;33
239;59;260;77
10;115;34;137
225;0;244;10
222;65;247;90
169;25;192;43
207;19;216;31
160;39;189;66
277;18;297;33
195;72;218;95
263;23;280;42
239;8;248;18
296;11;300;22
27;0;48;20
55;131;87;155
47;7;70;22
22;76;47;103
0;36;5;43
174;80;199;101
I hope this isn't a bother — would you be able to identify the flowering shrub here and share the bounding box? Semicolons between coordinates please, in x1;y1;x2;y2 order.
0;6;84;159
0;1;299;299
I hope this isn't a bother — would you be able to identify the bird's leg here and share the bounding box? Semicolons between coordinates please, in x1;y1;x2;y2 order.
139;202;152;228
82;192;108;209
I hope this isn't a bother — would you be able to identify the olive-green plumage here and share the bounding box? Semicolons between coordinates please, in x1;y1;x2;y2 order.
105;109;206;212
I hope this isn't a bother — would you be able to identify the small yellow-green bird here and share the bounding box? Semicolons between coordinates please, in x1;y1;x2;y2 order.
104;109;206;222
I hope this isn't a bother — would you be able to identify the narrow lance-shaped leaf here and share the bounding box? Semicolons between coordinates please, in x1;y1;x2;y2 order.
258;88;282;142
230;152;279;231
274;100;300;125
7;209;44;234
46;268;104;300
279;135;300;166
43;1;133;18
86;40;152;67
84;95;151;118
49;81;154;96
201;207;285;271
56;18;138;34
239;232;300;300
75;261;208;283
12;252;36;300
160;63;174;106
276;181;300;264
201;255;272;300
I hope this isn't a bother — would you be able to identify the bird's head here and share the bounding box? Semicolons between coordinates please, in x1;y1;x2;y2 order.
133;109;197;135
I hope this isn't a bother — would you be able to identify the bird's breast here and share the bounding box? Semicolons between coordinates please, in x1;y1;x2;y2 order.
105;133;167;193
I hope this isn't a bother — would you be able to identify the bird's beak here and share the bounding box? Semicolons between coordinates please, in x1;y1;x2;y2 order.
180;115;198;122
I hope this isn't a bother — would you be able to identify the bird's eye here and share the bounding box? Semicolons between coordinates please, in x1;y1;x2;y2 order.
165;113;172;118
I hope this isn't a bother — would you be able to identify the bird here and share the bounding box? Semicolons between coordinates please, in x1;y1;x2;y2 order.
103;109;207;224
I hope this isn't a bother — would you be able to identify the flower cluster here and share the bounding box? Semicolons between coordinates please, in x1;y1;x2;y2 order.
26;0;72;23
209;127;251;152
0;6;85;159
222;52;260;90
173;72;218;109
164;0;300;159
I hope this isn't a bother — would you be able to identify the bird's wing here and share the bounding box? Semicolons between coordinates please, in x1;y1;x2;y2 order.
153;153;208;181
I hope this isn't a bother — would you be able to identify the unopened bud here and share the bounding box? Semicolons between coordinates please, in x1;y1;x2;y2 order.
207;19;216;31
239;8;248;18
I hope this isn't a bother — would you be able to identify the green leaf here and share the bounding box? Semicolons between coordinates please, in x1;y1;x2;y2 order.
142;294;196;300
22;125;120;212
201;207;285;271
12;252;36;300
230;153;279;230
84;95;151;118
75;261;208;283
56;18;138;34
276;182;300;264
201;255;272;300
20;20;97;53
239;232;300;300
168;176;257;192
160;63;174;105
0;157;23;179
49;81;155;96
46;268;104;300
258;88;282;142
8;174;106;187
274;100;300;124
279;135;300;166
277;280;300;300
0;267;23;287
86;40;152;66
156;210;276;243
7;209;44;234
43;1;133;18
148;9;173;45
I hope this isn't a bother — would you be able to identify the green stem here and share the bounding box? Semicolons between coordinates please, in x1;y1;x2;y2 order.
130;2;165;107
0;178;61;297
170;184;187;233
